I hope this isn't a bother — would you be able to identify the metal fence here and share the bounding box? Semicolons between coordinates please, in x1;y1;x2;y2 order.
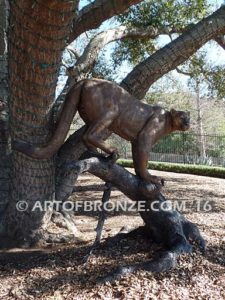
1;130;224;167
107;132;225;167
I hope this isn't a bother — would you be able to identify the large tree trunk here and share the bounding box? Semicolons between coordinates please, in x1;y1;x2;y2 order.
1;1;76;245
0;0;10;218
0;55;10;218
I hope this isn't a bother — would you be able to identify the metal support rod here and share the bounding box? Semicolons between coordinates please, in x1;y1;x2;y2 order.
83;182;112;263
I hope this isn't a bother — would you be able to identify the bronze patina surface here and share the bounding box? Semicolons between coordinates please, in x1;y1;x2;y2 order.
12;79;190;184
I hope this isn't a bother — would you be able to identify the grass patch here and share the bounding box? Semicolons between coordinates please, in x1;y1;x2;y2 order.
117;159;225;178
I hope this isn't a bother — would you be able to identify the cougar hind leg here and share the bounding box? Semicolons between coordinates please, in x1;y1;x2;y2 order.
83;109;118;157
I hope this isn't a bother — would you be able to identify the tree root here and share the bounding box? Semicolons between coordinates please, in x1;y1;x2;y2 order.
98;249;179;283
40;231;86;244
97;220;204;283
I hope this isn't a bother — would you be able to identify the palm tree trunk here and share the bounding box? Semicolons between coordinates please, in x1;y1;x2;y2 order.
2;1;76;244
0;55;10;217
0;0;10;218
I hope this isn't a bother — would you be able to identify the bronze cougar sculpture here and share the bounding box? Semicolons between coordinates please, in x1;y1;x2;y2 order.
12;79;190;185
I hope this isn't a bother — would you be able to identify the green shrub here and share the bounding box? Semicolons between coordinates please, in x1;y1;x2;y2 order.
117;159;225;178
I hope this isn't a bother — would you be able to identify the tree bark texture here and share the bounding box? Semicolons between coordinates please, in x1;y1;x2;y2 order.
0;0;7;55
0;55;10;218
2;0;76;243
0;0;10;219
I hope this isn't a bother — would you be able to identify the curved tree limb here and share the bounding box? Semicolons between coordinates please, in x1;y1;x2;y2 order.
69;0;142;42
121;5;225;99
58;155;159;202
71;25;179;77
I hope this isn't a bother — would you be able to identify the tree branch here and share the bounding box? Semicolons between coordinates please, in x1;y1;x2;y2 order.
58;154;159;202
121;5;225;99
69;0;142;42
175;67;193;76
66;45;80;60
71;25;178;77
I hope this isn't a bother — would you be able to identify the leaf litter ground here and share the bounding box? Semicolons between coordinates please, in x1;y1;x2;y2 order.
0;169;224;300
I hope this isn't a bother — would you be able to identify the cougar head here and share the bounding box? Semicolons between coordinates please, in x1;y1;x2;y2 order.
170;109;190;131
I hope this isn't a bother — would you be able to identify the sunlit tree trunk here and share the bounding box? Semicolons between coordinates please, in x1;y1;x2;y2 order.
2;1;76;244
196;82;206;158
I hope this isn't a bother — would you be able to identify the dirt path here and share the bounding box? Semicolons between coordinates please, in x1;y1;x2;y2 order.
0;170;224;300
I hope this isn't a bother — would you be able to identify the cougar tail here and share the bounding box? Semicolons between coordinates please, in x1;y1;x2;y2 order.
12;80;85;159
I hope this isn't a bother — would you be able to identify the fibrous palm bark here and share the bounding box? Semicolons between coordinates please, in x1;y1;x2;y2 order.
2;1;77;244
0;0;10;218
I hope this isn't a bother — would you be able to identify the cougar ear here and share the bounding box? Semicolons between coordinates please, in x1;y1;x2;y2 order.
170;108;177;116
